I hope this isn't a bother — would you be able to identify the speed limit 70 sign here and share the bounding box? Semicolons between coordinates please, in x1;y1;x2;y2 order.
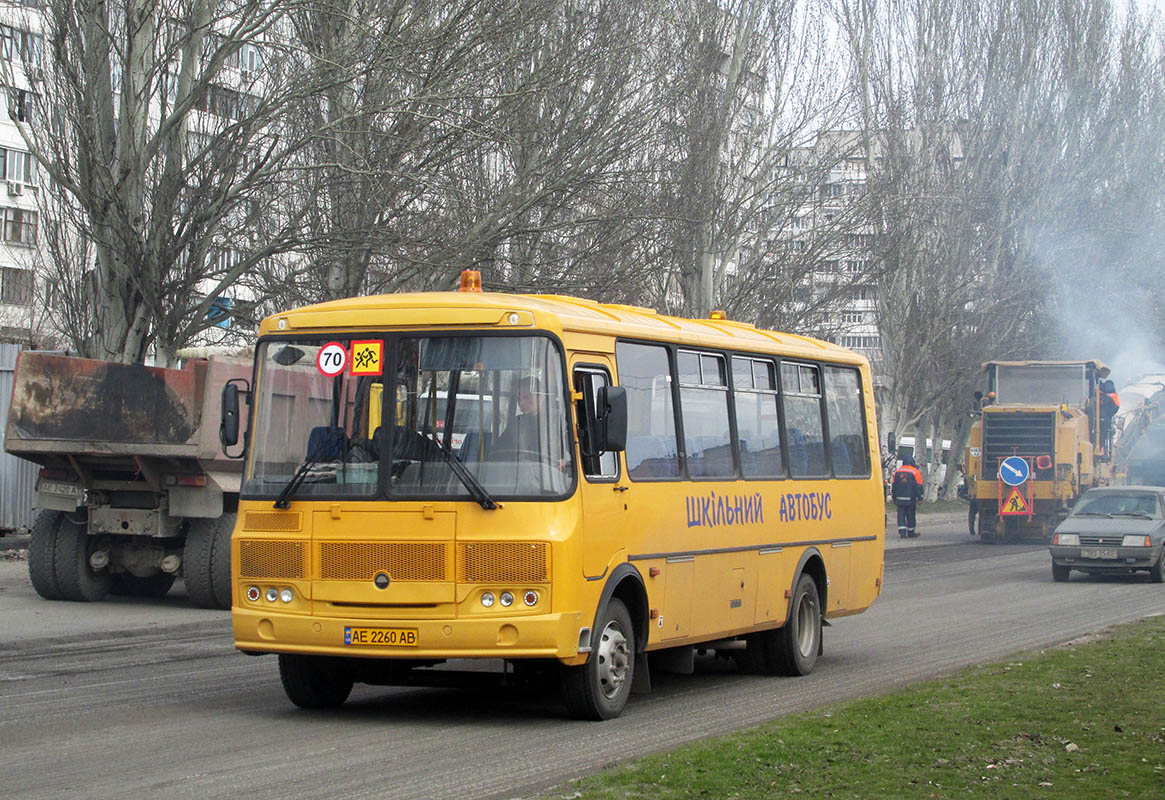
316;342;347;376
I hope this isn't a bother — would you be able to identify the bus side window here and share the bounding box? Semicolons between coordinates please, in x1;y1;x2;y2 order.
678;350;734;478
733;356;784;478
824;366;870;477
574;367;618;480
781;362;827;477
615;342;680;480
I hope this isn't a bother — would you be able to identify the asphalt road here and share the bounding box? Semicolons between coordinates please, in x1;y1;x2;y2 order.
1;513;1163;800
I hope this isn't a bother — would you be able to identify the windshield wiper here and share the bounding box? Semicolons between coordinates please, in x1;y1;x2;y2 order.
1073;511;1112;518
1112;512;1153;519
426;436;498;510
274;431;342;509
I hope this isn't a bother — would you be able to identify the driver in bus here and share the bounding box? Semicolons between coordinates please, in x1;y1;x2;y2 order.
491;376;545;457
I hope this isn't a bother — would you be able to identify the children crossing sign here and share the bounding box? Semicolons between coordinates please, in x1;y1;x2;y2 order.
1000;486;1030;516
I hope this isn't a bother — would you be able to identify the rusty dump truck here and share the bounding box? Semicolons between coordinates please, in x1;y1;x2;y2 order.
963;360;1113;542
4;350;249;608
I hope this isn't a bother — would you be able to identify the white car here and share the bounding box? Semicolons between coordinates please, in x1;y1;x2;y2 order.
1050;486;1165;583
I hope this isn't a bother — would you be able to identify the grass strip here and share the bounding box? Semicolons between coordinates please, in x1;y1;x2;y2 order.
541;615;1165;799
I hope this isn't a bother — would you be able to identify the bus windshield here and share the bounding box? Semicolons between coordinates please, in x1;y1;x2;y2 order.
244;334;574;501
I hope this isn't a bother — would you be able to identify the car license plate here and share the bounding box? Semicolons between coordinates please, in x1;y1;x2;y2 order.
344;627;418;647
40;481;83;498
1081;548;1119;560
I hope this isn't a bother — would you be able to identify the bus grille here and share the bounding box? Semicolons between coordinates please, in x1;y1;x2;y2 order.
981;412;1056;480
238;540;306;579
457;542;548;583
242;511;302;531
317;542;448;582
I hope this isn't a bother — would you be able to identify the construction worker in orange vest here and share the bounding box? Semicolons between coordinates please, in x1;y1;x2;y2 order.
891;453;924;538
1099;379;1120;457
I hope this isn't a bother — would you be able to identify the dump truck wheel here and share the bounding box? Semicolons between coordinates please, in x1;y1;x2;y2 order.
210;513;236;609
28;510;66;600
53;513;112;602
184;515;234;609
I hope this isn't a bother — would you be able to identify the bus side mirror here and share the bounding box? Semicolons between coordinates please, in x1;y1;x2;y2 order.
596;385;627;452
886;432;896;455
220;378;250;456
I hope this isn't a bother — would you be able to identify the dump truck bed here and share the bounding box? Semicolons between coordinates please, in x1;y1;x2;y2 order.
4;352;250;475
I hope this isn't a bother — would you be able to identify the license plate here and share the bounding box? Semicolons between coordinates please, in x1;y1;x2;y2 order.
1081;548;1119;560
40;481;82;498
344;627;418;647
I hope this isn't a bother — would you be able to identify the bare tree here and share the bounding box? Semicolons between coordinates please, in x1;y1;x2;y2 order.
7;0;346;363
835;0;1139;495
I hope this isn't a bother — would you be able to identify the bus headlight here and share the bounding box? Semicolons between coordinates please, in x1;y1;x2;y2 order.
523;590;538;607
265;587;278;602
246;586;260;602
280;588;294;603
481;592;495;608
499;591;514;607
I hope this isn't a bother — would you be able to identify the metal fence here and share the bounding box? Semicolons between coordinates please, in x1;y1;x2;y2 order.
1;343;37;532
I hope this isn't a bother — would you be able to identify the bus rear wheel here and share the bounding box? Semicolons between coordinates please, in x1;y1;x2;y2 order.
771;572;821;676
561;598;635;720
279;655;354;709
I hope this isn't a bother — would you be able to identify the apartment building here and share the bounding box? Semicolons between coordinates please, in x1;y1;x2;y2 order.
0;5;41;345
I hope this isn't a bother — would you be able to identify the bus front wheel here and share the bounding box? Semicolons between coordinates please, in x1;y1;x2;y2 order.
279;655;354;709
561;598;635;720
771;572;822;676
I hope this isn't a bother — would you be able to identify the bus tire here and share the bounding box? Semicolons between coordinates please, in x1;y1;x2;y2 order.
28;510;66;600
185;515;234;609
772;572;821;676
111;572;176;598
53;513;112;602
561;598;635;720
279;654;354;709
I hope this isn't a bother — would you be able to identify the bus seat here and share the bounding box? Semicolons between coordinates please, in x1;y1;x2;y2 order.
830;437;851;475
307;426;346;460
459;431;492;462
627;435;677;478
786;427;808;475
805;439;827;475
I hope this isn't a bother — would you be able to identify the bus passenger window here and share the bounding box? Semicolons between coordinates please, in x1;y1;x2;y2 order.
781;362;827;477
679;350;733;478
615;342;680;480
573;367;618;480
733;356;783;478
824;366;870;477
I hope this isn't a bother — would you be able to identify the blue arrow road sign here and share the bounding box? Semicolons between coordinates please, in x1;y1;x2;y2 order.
998;456;1030;486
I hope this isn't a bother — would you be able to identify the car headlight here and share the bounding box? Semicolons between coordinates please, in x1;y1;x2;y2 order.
1055;533;1079;546
1122;535;1151;547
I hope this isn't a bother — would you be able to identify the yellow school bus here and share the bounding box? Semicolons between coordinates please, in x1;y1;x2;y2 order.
225;272;884;719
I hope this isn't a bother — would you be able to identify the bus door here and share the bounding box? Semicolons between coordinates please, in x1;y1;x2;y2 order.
572;358;628;579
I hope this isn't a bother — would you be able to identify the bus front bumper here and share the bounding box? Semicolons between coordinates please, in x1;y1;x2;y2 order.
232;607;588;663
